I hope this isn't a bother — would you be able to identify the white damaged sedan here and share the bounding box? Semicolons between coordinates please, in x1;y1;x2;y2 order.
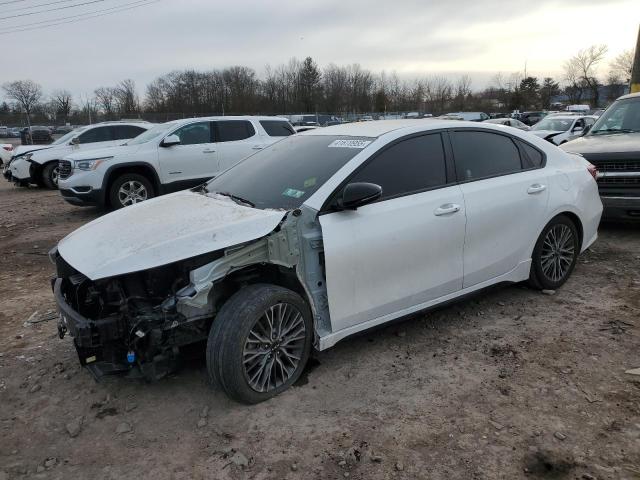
50;120;602;403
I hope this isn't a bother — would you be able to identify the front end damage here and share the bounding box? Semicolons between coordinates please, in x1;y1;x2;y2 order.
50;212;320;381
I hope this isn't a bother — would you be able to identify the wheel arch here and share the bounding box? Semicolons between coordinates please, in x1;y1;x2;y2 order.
102;162;161;207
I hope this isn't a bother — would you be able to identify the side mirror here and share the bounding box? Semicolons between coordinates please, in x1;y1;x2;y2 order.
161;134;181;147
70;137;80;145
338;182;382;210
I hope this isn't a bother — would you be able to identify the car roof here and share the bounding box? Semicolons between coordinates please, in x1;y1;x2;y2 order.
164;115;289;126
302;119;489;138
617;91;640;101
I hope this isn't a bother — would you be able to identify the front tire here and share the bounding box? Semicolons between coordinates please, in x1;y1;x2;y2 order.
206;284;312;404
529;215;580;290
108;173;154;209
41;162;59;189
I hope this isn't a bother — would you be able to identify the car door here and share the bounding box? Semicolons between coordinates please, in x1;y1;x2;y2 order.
157;121;218;189
450;130;549;288
213;120;261;171
319;132;466;332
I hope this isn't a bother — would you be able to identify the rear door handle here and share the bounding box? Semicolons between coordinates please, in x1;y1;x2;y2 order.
252;145;263;150
434;203;461;216
202;149;216;153
527;184;546;194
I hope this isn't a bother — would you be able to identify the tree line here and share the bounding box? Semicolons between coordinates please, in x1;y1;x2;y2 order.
1;46;635;127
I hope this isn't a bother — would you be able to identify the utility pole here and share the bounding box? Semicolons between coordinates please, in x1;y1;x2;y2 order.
631;25;640;93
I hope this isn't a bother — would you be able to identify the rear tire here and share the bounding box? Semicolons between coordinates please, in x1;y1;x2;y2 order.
41;162;59;189
206;284;312;404
528;215;580;290
108;173;154;209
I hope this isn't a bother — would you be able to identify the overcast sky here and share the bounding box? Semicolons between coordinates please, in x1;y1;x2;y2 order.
2;0;638;96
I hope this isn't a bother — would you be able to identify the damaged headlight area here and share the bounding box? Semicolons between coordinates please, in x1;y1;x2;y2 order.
51;249;223;380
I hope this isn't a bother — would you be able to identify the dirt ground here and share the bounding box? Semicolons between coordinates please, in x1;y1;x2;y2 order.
0;179;638;480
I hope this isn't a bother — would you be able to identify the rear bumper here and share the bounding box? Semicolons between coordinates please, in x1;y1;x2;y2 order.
601;196;640;221
59;187;104;207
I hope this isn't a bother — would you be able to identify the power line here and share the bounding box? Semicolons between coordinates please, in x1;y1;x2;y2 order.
0;0;107;21
0;0;154;30
0;0;28;6
4;0;81;14
0;0;159;34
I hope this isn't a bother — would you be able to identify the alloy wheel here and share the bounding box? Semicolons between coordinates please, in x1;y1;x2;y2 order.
242;303;306;393
118;180;148;206
540;224;575;282
51;166;59;186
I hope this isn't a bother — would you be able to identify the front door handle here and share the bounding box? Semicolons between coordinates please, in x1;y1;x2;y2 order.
252;145;263;150
434;203;461;216
202;149;216;153
527;184;546;194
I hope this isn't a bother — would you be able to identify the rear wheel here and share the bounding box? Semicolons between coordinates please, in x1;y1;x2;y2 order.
206;284;312;404
108;173;154;209
41;162;59;189
529;215;580;290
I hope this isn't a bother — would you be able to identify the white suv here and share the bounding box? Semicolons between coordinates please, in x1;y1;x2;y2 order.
4;121;153;188
58;116;295;209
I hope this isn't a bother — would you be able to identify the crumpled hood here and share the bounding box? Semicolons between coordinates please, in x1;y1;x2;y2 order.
58;190;287;280
64;143;142;161
531;130;563;139
12;145;50;158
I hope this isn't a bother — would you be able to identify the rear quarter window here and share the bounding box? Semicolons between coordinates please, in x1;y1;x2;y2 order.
260;120;295;137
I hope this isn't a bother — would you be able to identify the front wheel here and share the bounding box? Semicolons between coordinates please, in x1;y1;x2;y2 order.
41;162;59;189
206;284;312;404
108;173;154;209
529;215;580;290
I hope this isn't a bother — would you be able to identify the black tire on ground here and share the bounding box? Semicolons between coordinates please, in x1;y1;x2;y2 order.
108;173;154;209
41;162;59;189
206;284;313;404
528;215;580;290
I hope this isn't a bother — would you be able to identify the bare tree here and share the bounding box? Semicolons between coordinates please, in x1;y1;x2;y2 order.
2;79;42;130
564;44;608;106
51;89;73;124
609;49;634;83
114;79;139;116
94;87;118;118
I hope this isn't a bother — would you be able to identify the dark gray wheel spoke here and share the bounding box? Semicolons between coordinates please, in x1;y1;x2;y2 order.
243;302;306;393
540;224;575;283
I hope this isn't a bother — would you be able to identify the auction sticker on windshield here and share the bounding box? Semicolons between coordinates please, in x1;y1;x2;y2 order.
328;139;372;149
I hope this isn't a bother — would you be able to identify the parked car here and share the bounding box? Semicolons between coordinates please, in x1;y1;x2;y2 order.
483;118;531;131
519;111;548;126
0;126;8;137
560;91;640;221
0;144;13;165
23;126;53;144
54;125;74;135
51;119;602;403
4;121;153;188
449;112;489;122
8;127;22;138
530;115;596;145
58;116;295;209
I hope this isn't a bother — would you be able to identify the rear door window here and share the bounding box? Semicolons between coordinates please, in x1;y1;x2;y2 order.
215;121;256;142
452;131;523;181
172;122;212;145
113;125;147;140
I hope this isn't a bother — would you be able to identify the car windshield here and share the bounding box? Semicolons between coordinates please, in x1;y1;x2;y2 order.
51;127;88;145
532;118;573;131
126;123;174;145
204;135;373;210
589;99;640;134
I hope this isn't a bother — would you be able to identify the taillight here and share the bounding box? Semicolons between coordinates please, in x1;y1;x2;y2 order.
586;163;598;180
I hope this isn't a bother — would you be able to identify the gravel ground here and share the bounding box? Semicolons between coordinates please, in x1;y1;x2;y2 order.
0;179;639;480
